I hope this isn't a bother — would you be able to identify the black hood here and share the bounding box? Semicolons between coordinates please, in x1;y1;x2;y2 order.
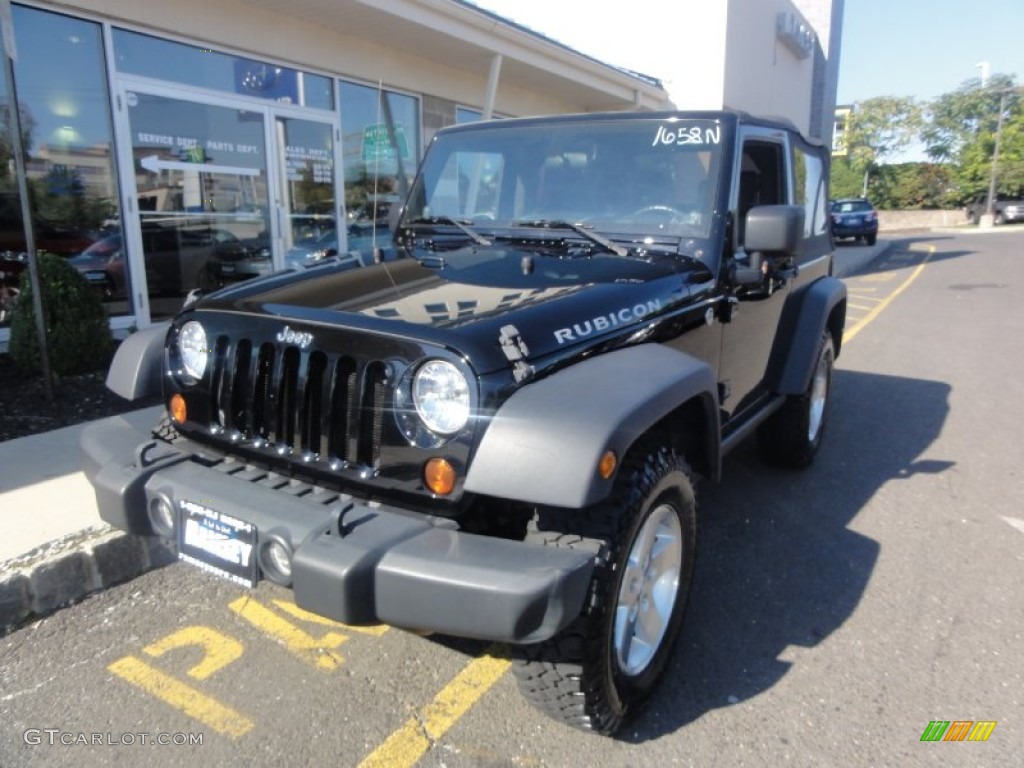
195;244;700;375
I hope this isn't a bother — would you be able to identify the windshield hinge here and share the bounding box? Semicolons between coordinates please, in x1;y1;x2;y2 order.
498;324;535;383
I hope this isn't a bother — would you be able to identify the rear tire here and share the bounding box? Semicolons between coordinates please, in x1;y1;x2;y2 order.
866;233;877;246
758;331;834;468
511;444;696;735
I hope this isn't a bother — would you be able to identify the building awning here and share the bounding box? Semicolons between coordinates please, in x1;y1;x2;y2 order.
235;0;672;112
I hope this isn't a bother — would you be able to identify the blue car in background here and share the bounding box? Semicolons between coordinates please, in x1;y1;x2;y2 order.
830;198;878;245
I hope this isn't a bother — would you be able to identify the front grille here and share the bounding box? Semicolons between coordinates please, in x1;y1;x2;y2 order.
207;335;388;469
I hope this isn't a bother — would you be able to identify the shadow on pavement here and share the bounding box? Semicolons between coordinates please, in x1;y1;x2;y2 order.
846;235;973;278
627;367;952;741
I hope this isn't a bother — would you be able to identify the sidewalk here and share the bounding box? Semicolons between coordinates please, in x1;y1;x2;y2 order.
0;238;897;633
0;406;175;631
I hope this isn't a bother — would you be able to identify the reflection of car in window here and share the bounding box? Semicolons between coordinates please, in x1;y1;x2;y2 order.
69;235;127;299
347;194;399;224
206;233;272;286
70;225;240;298
285;229;338;269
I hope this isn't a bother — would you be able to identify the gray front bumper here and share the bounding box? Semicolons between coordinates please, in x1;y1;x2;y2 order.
80;416;594;644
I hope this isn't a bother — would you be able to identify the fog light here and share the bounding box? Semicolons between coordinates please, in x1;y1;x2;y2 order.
260;538;293;585
170;393;187;423
424;457;457;495
148;496;176;537
598;450;618;480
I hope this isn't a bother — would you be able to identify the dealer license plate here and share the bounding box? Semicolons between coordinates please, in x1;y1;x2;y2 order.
178;500;257;587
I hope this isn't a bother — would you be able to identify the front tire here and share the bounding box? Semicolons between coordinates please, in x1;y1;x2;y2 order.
511;445;696;735
758;331;835;468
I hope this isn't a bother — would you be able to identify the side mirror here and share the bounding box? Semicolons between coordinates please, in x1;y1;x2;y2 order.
743;205;804;256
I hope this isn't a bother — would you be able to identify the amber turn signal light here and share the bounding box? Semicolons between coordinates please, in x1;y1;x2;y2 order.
424;457;457;495
598;450;617;480
170;393;187;424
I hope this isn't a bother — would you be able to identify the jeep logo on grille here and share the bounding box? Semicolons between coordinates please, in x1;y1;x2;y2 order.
277;325;314;348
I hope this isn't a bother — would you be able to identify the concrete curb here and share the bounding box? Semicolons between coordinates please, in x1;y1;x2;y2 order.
0;525;174;635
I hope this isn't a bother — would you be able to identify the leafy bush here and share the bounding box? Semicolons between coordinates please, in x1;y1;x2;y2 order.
8;251;114;376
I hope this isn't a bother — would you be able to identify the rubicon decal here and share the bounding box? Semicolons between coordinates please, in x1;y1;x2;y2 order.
920;720;997;742
554;300;662;344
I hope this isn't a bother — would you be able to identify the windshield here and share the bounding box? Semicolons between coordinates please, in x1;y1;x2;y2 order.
405;118;723;242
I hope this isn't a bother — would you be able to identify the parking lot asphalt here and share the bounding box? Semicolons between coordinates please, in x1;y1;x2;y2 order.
0;233;923;632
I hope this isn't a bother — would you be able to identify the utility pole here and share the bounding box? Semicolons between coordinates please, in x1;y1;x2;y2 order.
984;91;1007;225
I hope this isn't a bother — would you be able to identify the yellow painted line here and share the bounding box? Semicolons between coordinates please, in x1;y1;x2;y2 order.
848;293;883;303
848;303;876;311
229;596;348;670
109;656;254;738
358;647;512;768
143;626;244;681
272;598;390;637
843;246;933;344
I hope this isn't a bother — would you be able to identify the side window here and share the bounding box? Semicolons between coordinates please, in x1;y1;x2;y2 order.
737;139;786;241
793;144;828;238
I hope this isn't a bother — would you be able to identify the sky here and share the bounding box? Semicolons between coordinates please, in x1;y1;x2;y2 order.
470;0;1024;108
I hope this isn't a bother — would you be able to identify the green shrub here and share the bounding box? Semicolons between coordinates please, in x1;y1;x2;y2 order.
9;251;114;376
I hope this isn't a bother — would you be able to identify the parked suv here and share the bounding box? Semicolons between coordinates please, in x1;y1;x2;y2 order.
964;192;1024;225
83;111;845;735
830;197;878;244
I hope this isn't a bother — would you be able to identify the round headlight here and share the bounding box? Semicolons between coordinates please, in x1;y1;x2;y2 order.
178;320;208;383
412;360;470;435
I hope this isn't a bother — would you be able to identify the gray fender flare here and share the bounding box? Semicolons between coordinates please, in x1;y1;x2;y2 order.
464;344;719;509
774;276;846;395
105;322;169;401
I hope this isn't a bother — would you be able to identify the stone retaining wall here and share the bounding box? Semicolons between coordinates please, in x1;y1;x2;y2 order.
877;209;964;231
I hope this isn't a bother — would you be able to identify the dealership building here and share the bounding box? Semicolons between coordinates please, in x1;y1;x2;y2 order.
0;0;841;344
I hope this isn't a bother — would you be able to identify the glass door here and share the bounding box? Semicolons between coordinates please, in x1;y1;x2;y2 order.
270;114;340;271
113;82;341;325
119;88;272;321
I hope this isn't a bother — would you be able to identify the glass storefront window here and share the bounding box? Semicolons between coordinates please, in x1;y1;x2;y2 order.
456;107;506;124
1;6;121;326
339;81;419;243
113;29;334;110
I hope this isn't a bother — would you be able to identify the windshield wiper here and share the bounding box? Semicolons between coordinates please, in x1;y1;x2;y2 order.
510;219;628;258
407;216;491;246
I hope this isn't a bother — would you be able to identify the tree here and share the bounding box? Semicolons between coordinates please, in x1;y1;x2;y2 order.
922;74;1024;199
829;156;863;199
843;96;923;197
869;162;956;209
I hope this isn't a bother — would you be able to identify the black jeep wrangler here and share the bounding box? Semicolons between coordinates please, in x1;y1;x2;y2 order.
82;111;845;735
